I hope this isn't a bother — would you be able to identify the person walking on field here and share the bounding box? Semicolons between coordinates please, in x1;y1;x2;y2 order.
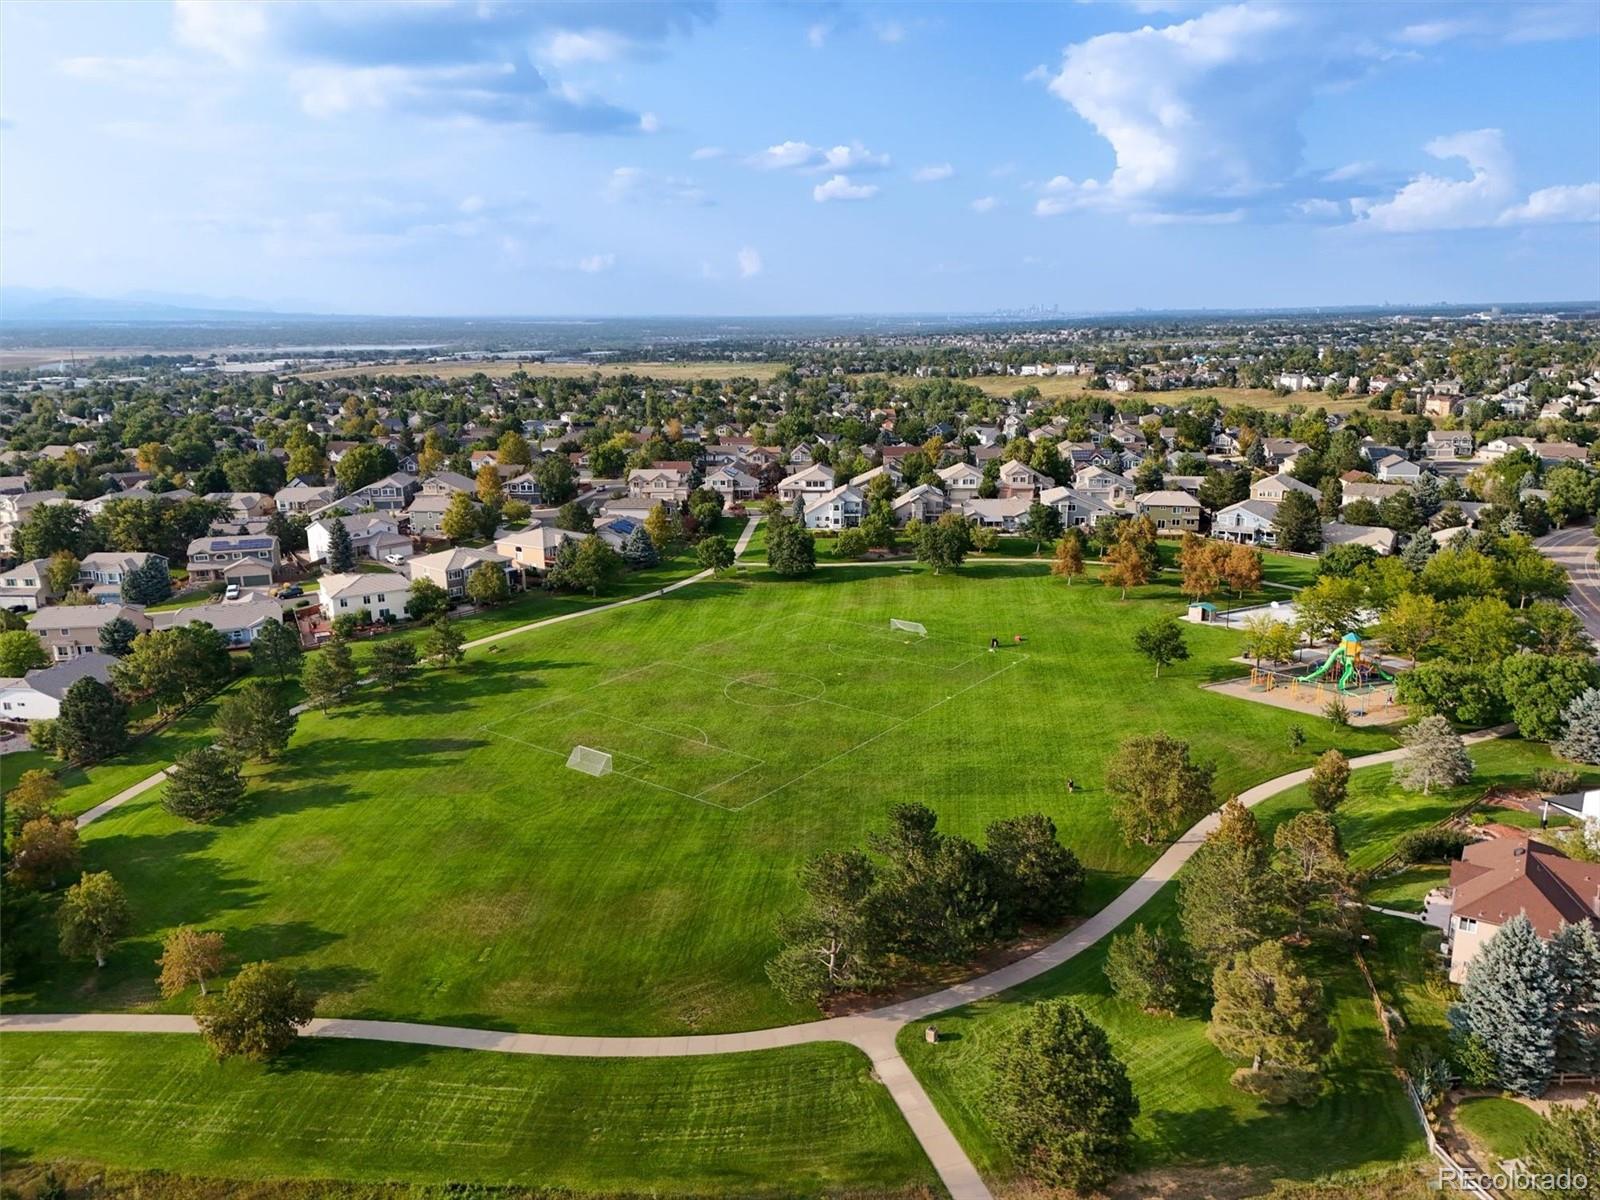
989;636;999;653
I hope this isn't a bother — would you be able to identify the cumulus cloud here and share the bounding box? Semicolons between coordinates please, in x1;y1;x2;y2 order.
1351;129;1599;232
737;246;763;277
750;140;890;173
752;140;822;170
690;145;726;160
539;29;632;67
970;195;999;213
602;166;711;207
912;163;954;183
577;253;616;273
813;174;879;203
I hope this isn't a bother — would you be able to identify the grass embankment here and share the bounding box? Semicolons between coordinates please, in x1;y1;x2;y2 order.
1453;1096;1545;1161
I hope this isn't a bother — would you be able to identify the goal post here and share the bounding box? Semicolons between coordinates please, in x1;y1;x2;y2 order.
889;619;927;637
565;745;613;777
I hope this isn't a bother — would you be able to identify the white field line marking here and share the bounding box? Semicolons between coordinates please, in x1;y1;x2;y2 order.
666;660;883;717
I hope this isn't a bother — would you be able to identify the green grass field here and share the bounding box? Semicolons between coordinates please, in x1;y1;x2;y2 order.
4;561;1395;1036
0;1034;932;1197
1453;1097;1546;1162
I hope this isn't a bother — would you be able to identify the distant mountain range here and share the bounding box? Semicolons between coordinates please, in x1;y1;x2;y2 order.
0;287;295;322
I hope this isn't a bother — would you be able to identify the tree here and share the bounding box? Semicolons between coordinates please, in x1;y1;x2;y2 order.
1451;913;1558;1096
196;960;315;1062
1179;799;1275;962
986;999;1139;1192
1221;543;1264;598
766;849;882;1004
1241;614;1297;668
52;677;129;766
302;635;358;712
422;614;465;667
44;548;81;596
1521;1095;1600;1200
984;813;1083;929
1273;489;1323;553
913;512;971;574
250;617;303;683
6;814;80;891
1106;732;1216;846
1133;615;1189;678
1376;591;1443;665
96;615;140;658
112;625;230;717
536;453;578;505
556;500;593;533
465;560;510;606
214;680;297;762
1209;941;1333;1105
1392;714;1473;794
1273;812;1354;940
1497;536;1569;609
766;515;818;578
1548;920;1600;1074
57;871;131;968
5;768;64;838
644;503;675;551
370;639;418;690
1022;502;1062;554
15;501;87;560
566;537;625;596
0;630;48;676
326;517;356;572
439;492;478;542
396;578;446;624
157;926;229;998
474;462;503;505
622;524;660;568
1293;576;1365;645
1100;532;1150;599
1176;533;1224;600
1105;924;1199;1016
1306;749;1350;813
1556;688;1600;764
1050;531;1085;583
162;746;247;823
1503;652;1596;742
497;429;533;469
695;533;735;576
834;527;868;558
333;443;397;493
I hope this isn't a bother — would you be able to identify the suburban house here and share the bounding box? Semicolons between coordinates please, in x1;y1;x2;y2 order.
406;546;515;599
419;471;477;497
1322;522;1398;554
627;462;694;507
307;513;407;564
1534;441;1589;467
274;484;336;513
802;484;866;530
1135;490;1203;532
317;571;412;622
504;471;543;503
850;462;903;490
1422;394;1461;418
961;497;1031;531
1212;499;1280;546
186;535;281;584
1251;474;1320;504
1424;429;1474;461
776;463;836;506
705;463;761;502
996;460;1054;500
1341;480;1408;507
1259;438;1310;468
333;472;419;513
78;551;167;603
206;491;275;521
935;461;983;503
494;524;583;573
0;558;55;612
891;484;948;525
0;652;118;721
152;597;284;647
1375;455;1424;484
403;492;471;537
1478;436;1537;460
1073;466;1136;511
1427;834;1600;984
1038;485;1116;530
32;604;153;661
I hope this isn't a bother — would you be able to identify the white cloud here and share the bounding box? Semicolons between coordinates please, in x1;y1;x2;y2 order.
970;196;999;214
172;0;267;67
690;146;726;161
540;29;632;66
913;163;955;183
1351;129;1600;232
806;22;830;49
813;175;879;203
602;166;710;207
1323;161;1378;182
458;195;485;215
750;140;889;173
1295;198;1342;219
638;111;660;134
876;21;907;44
577;253;615;273
822;142;890;172
752;140;821;170
737;246;762;278
1022;64;1050;84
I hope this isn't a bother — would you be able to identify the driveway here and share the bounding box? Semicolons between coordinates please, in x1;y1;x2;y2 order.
1536;525;1600;644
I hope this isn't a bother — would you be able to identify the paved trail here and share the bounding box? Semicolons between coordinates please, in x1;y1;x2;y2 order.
1536;525;1600;645
24;519;1488;1200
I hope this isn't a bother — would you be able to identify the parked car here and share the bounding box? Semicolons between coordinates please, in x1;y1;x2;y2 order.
224;584;241;600
276;584;303;599
384;552;406;565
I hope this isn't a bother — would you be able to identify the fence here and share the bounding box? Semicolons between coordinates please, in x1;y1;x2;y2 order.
1403;1082;1495;1200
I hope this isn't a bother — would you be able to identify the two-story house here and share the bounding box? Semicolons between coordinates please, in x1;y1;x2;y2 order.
78;551;168;603
776;463;836;507
996;460;1055;500
1250;474;1321;505
1212;499;1280;546
0;558;55;612
317;571;411;623
935;461;983;504
307;514;408;564
33;604;153;661
802;484;866;530
1135;490;1203;532
406;546;515;599
186;535;281;584
627;462;694;507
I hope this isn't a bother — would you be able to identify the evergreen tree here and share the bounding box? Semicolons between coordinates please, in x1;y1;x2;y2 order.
767;849;883;1004
249;618;303;683
1209;941;1333;1105
162;746;248;823
1179;799;1275;962
214;680;297;762
97;616;140;657
623;524;660;568
302;635;358;712
986;999;1139;1192
1451;913;1559;1096
984;812;1083;930
1105;923;1199;1015
423;614;466;667
369;639;418;690
1392;714;1474;794
120;555;173;605
1521;1095;1600;1199
1272;812;1355;940
1273;490;1323;553
53;677;129;766
327;518;356;572
1555;688;1600;764
1549;920;1600;1074
766;515;818;578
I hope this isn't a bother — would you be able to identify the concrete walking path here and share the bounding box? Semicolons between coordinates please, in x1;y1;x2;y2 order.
17;701;1509;1199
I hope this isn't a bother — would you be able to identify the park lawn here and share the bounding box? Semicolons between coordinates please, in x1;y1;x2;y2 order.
879;373;1356;414
1362;913;1452;1061
0;1033;932;1197
1453;1096;1546;1162
6;563;1394;1036
1364;865;1449;912
896;888;1424;1187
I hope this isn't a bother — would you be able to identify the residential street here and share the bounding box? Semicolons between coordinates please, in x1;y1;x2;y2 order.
1536;525;1600;645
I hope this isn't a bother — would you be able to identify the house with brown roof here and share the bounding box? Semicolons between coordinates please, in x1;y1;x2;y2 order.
1428;834;1600;983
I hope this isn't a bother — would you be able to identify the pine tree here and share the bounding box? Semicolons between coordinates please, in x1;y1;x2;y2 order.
1209;941;1333;1105
162;746;248;823
53;677;129;766
1392;714;1474;794
1306;749;1350;812
623;524;660;568
120;555;173;605
1273;490;1323;553
302;635;358;712
1105;923;1198;1015
1451;913;1558;1096
1179;799;1275;961
1555;688;1600;764
327;518;356;572
1549;920;1600;1074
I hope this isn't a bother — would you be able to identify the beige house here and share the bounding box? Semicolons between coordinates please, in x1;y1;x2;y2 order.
317;571;411;622
494;524;585;573
627;462;694;506
407;546;515;599
775;463;835;506
996;460;1054;500
32;604;153;661
935;461;982;503
1135;489;1202;532
1250;474;1320;504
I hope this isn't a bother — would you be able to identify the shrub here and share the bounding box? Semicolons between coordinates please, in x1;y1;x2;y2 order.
1536;767;1581;796
1395;828;1472;864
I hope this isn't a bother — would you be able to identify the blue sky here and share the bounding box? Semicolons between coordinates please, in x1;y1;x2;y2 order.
2;0;1598;316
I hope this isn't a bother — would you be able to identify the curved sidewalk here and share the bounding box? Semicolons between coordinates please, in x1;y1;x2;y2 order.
12;717;1506;1200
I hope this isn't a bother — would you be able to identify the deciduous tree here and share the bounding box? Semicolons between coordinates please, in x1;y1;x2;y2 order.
1306;749;1350;813
0;630;48;676
465;560;510;606
1133;615;1189;678
57;870;131;967
1050;531;1085;584
1106;732;1216;846
196;960;315;1062
6;814;80;891
695;533;735;576
157;926;229;998
1179;799;1275;962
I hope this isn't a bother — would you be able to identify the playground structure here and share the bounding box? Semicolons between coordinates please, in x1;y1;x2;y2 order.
1248;631;1399;717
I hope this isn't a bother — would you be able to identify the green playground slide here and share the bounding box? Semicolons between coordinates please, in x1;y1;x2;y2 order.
1303;646;1343;682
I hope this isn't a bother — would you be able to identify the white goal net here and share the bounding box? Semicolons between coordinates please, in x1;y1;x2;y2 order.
565;745;613;777
889;619;927;637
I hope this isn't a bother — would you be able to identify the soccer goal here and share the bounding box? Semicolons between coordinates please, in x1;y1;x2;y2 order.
565;745;614;777
889;619;927;637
